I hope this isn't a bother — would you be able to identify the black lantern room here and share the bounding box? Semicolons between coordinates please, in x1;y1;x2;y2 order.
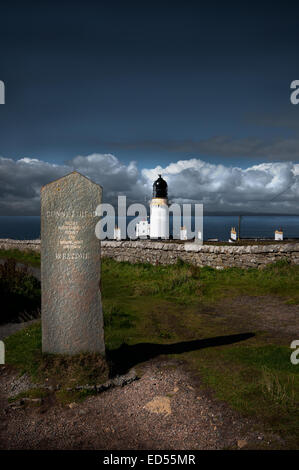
153;174;168;198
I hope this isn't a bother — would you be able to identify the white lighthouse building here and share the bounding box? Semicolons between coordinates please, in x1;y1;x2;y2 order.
149;174;169;239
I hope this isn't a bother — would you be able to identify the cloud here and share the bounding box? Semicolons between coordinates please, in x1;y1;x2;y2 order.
109;136;299;161
0;154;299;215
245;111;299;132
67;153;146;205
0;156;68;215
0;153;146;215
142;159;299;213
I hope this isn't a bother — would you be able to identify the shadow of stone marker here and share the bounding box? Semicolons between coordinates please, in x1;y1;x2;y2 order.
41;171;105;355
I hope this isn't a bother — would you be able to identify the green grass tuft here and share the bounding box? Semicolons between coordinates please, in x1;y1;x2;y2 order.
0;249;40;267
5;321;109;403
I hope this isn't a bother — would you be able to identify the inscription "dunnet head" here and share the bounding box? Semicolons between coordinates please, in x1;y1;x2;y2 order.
46;210;95;217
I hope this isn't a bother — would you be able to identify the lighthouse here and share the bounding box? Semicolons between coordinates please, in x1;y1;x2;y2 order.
150;174;169;239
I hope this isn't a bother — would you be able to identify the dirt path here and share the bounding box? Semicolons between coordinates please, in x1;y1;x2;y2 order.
0;320;38;341
201;295;299;340
0;359;275;450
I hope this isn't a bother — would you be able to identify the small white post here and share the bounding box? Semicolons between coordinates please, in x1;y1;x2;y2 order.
114;226;121;241
180;226;188;240
230;227;237;241
275;229;283;241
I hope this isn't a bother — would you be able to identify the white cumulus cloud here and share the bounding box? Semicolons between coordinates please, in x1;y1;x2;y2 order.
0;154;298;215
142;159;299;213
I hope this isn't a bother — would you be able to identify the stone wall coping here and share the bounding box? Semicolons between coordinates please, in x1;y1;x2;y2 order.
0;239;41;244
100;240;299;254
1;238;299;255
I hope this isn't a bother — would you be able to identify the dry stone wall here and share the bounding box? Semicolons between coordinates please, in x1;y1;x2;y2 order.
0;239;41;253
101;241;299;269
1;239;299;269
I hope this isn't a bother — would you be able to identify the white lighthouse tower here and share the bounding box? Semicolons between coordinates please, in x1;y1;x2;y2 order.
150;174;169;239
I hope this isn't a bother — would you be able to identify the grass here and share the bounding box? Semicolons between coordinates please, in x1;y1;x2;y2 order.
0;258;40;324
8;387;49;404
183;344;298;438
2;252;299;447
101;258;299;305
0;249;40;267
5;321;109;403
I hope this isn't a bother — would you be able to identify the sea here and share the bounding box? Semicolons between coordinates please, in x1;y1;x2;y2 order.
0;215;298;241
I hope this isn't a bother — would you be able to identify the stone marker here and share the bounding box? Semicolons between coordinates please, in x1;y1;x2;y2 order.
41;171;105;355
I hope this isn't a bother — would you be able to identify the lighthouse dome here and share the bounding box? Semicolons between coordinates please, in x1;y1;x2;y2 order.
153;174;168;198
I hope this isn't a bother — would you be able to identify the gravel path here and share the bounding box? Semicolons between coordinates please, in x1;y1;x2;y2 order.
0;293;292;450
0;359;279;450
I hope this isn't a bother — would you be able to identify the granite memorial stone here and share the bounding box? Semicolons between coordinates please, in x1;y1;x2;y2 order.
41;171;105;355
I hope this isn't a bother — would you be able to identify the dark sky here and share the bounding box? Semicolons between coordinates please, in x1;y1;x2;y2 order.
1;1;299;214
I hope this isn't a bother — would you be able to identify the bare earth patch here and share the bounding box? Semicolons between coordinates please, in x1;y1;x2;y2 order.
144;395;172;416
203;295;299;340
